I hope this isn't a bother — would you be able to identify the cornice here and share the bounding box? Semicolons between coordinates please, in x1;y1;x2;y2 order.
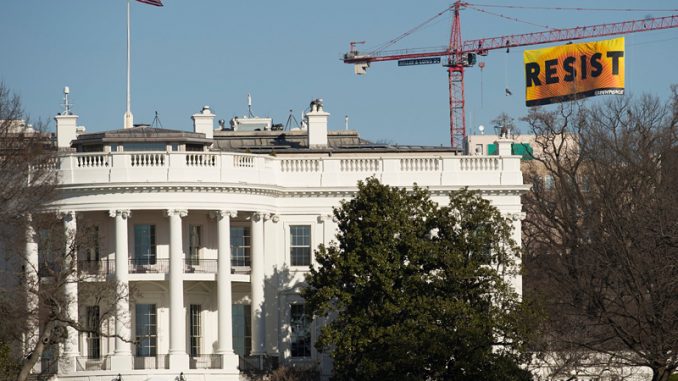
56;182;530;199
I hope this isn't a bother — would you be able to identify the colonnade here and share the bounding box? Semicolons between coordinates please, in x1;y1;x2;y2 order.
25;208;282;372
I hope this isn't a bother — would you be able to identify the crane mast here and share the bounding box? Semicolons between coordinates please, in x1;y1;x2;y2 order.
447;1;465;150
344;2;678;149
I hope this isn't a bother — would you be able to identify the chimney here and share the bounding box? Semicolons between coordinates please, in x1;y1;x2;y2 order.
55;113;78;150
307;99;329;148
495;137;513;156
55;86;77;149
192;105;214;139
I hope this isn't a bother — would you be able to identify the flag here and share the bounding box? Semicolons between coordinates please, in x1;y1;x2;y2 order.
136;0;163;6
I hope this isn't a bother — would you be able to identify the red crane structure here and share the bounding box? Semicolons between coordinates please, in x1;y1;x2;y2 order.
343;1;678;149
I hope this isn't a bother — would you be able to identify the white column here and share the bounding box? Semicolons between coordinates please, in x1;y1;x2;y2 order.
215;210;239;369
263;213;280;356
109;209;132;370
167;209;189;369
250;212;266;356
61;211;78;373
24;216;39;358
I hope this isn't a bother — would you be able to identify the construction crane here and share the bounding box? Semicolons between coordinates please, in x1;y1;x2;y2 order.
343;1;678;149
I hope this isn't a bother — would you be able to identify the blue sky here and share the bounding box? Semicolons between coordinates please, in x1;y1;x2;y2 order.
2;1;677;146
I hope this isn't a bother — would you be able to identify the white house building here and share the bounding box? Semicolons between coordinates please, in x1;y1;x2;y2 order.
26;98;527;381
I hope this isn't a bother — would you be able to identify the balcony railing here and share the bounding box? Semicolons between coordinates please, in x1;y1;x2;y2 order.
232;266;252;275
190;354;223;369
129;259;169;274
184;258;217;273
58;150;524;189
78;259;115;275
38;262;61;277
75;259;227;275
239;355;279;372
133;355;169;370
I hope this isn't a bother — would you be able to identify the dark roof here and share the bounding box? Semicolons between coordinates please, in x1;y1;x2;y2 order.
213;129;460;154
73;126;212;146
71;126;461;154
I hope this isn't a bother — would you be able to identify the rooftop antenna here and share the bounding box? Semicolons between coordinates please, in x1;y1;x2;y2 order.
345;115;349;130
123;0;134;129
285;109;299;130
247;93;254;117
151;111;163;129
62;86;72;115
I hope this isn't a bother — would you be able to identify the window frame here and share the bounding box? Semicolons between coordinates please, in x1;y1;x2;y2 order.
289;303;312;358
289;225;312;267
188;224;202;265
133;224;156;264
86;305;101;359
230;226;251;268
135;304;157;357
189;304;201;357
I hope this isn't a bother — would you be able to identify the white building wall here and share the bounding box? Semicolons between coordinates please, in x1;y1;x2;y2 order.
41;140;527;380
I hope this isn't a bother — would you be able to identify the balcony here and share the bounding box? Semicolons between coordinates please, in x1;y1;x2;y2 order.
75;259;244;275
57;150;523;189
184;258;217;273
78;259;115;275
129;259;169;274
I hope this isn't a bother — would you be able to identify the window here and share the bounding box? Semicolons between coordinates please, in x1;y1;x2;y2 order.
123;143;166;151
80;225;100;261
290;304;311;358
232;304;251;356
134;224;156;264
189;304;201;357
475;144;484;155
135;304;157;357
290;225;311;266
86;306;100;359
38;227;61;275
188;225;201;265
230;227;251;267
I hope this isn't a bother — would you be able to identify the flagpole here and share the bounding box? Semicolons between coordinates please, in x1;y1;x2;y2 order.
124;0;133;129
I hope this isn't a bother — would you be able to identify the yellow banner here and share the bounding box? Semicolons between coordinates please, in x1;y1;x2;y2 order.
524;37;625;107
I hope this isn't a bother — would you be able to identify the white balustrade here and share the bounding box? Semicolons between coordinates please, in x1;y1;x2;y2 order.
340;158;380;172
186;153;217;167
57;151;521;187
130;153;165;167
280;159;320;172
233;155;255;168
459;156;499;171
77;153;109;168
400;157;439;171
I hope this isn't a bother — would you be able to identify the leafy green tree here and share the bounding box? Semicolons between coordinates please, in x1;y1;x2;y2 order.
303;178;532;381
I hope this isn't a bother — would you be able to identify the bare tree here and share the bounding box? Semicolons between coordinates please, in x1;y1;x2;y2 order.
522;90;678;381
0;83;130;381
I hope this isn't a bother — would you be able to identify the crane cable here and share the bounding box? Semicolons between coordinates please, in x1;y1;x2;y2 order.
469;4;678;12
367;5;453;54
466;5;554;30
366;2;678;56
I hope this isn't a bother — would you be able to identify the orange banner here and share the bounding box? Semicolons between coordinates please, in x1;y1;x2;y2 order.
524;37;625;107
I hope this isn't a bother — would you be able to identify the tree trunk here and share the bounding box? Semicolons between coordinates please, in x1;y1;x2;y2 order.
652;367;671;381
16;321;55;381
